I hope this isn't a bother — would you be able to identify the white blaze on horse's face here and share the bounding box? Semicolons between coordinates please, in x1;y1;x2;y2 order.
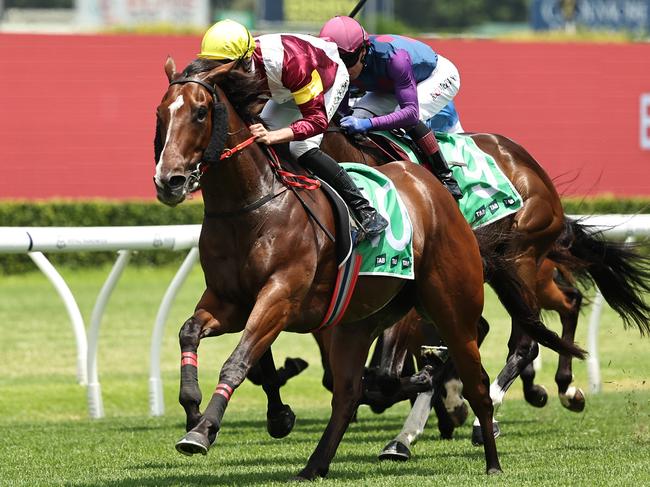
154;94;185;186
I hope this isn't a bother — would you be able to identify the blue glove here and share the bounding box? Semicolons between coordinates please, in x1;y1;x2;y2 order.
340;116;373;134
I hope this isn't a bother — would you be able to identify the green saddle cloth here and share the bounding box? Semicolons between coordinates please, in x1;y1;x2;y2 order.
379;131;524;228
341;163;414;280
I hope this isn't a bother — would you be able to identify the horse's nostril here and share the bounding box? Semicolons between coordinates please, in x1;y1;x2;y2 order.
168;175;186;189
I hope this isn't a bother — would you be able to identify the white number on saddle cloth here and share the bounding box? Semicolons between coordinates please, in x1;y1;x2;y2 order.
369;182;412;252
452;144;500;199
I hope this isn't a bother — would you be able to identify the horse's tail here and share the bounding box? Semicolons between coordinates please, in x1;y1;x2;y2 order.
477;227;587;359
549;217;650;335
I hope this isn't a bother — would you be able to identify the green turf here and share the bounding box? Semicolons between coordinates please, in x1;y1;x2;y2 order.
1;265;649;485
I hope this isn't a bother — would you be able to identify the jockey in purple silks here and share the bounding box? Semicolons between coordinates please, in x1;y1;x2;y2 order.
320;16;463;200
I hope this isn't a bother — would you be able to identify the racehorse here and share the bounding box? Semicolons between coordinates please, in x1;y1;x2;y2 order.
152;56;524;478
320;127;650;453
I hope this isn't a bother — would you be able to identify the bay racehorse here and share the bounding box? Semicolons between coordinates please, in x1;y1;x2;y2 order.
320;127;650;451
153;56;519;478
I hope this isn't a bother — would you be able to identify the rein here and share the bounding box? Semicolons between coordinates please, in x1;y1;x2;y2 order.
169;77;329;231
169;74;320;202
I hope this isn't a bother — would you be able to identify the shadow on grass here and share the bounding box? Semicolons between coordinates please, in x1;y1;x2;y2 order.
86;449;492;486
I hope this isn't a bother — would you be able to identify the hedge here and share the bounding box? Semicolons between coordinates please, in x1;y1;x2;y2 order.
0;200;203;274
1;197;649;274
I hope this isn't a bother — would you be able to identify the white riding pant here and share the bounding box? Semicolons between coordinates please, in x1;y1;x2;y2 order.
259;63;349;158
352;54;462;133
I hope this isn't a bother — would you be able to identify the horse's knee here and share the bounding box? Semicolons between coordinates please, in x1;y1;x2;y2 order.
219;356;249;387
179;316;202;349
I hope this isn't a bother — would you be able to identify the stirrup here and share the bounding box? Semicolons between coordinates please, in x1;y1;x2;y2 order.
360;212;389;238
442;179;463;200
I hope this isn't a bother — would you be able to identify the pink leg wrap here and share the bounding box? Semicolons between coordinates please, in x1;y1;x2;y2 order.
181;351;198;367
215;383;234;401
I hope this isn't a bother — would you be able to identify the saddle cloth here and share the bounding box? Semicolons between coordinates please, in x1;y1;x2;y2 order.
372;131;524;228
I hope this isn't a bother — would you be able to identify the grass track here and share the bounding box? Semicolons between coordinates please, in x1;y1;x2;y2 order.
1;265;649;486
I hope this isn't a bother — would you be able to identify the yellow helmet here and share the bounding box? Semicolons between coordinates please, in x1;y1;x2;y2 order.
198;19;255;61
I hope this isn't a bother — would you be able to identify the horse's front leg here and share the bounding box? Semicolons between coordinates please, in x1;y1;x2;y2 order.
297;321;374;480
175;282;293;456
179;288;244;432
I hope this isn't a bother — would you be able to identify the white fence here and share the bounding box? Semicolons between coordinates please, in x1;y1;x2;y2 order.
1;214;649;418
1;225;200;418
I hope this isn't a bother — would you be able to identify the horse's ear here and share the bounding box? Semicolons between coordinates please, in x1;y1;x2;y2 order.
165;56;177;83
203;60;238;85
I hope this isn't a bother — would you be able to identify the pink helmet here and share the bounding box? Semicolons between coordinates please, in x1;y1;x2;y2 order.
319;16;368;54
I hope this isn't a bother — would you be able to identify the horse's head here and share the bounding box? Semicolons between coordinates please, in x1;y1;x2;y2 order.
153;56;235;206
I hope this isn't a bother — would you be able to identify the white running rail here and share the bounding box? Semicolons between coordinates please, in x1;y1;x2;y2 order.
0;225;200;418
0;215;648;417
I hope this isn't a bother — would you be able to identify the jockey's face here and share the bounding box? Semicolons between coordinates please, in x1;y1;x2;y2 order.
347;47;366;80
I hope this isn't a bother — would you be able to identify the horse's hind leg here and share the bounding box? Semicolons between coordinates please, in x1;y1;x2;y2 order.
529;261;585;411
555;284;585;411
419;277;501;472
535;265;585;411
437;324;501;473
298;321;375;480
256;348;297;438
379;315;491;461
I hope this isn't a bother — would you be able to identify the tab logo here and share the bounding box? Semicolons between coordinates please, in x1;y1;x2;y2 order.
390;256;399;268
503;197;516;207
488;200;500;214
474;206;487;220
375;254;387;266
401;257;411;269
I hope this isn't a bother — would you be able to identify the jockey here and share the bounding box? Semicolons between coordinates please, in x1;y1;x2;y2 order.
320;16;463;200
198;19;388;238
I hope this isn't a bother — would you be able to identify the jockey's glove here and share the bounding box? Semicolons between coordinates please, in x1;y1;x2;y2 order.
340;116;373;134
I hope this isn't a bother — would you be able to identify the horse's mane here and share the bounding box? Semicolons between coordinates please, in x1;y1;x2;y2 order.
181;58;267;123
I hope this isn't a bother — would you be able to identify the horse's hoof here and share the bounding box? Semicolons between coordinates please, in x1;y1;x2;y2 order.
378;440;411;461
524;384;548;408
448;402;469;427
439;423;455;440
560;387;585;412
267;404;296;439
471;421;500;446
487;467;503;475
175;430;214;456
369;404;387;414
290;475;310;483
294;466;327;481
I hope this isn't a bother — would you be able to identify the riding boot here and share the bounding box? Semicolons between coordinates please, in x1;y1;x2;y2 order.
407;121;463;200
298;148;388;238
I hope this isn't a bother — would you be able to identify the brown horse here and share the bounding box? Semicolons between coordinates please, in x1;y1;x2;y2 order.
154;56;503;478
320;129;571;426
320;128;650;451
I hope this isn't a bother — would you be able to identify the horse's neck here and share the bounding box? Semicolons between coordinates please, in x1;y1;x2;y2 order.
201;115;275;215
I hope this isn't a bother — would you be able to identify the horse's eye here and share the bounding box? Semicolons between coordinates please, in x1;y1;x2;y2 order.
196;107;208;122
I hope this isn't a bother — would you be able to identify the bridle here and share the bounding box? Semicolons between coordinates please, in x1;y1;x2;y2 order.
162;76;327;233
167;76;248;192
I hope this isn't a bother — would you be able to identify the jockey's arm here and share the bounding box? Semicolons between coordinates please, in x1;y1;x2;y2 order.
366;50;420;131
249;124;294;145
249;95;328;145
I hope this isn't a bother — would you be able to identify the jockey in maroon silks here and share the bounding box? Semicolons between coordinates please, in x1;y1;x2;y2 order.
198;19;388;237
320;16;463;200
